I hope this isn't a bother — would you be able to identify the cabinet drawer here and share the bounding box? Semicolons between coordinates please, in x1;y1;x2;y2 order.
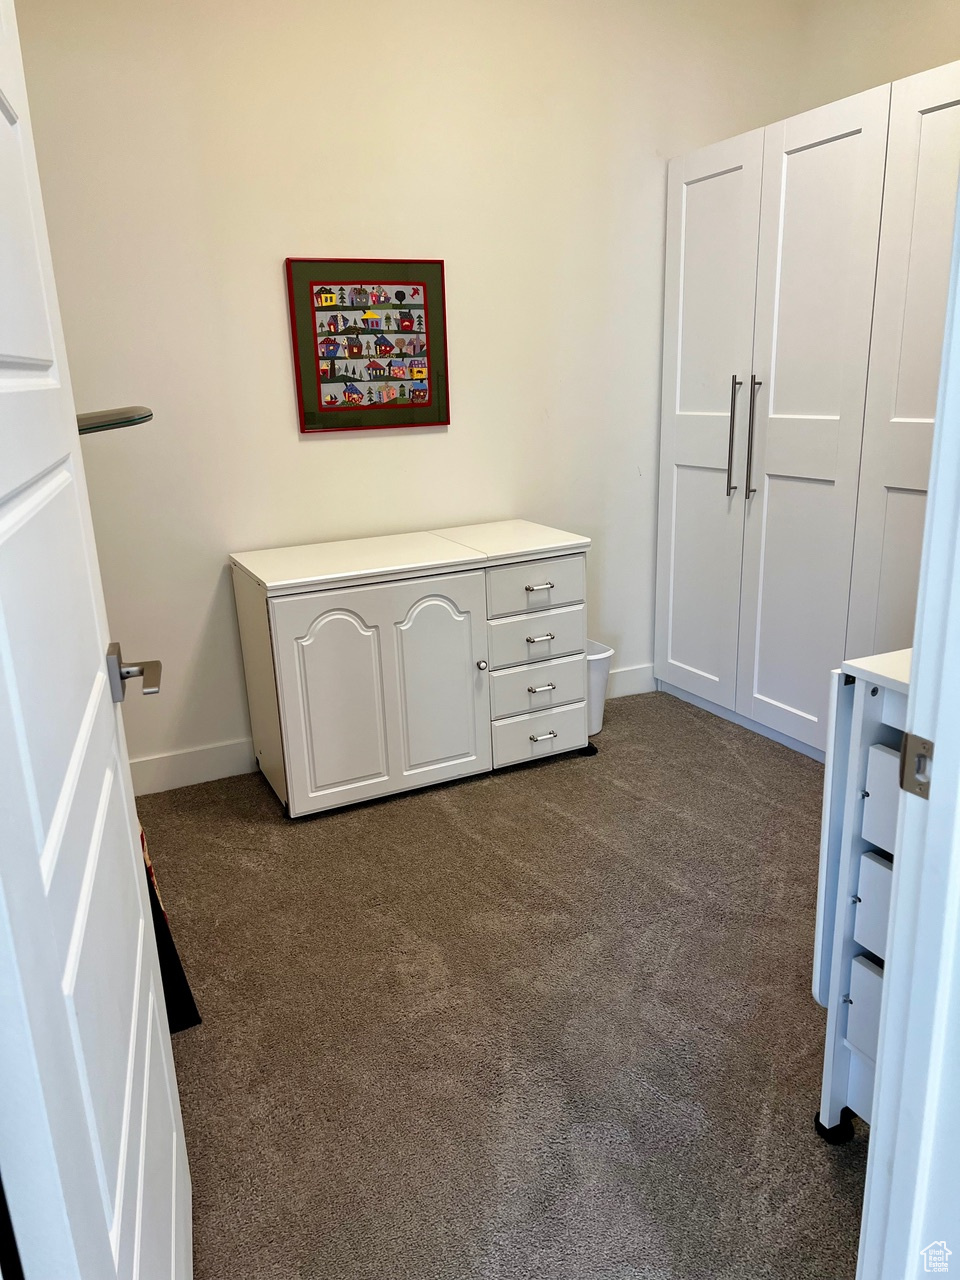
492;701;588;768
862;743;901;854
489;653;587;720
846;955;883;1062
486;554;586;619
854;851;893;961
487;604;586;670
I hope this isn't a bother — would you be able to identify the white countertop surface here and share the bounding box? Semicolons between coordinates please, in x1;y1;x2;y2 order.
230;519;590;592
435;519;590;561
841;647;912;695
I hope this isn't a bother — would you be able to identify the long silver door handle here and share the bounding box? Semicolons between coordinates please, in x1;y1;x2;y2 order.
529;730;559;742
726;374;742;497
745;375;762;498
106;641;162;702
526;633;555;644
527;682;557;693
525;582;555;593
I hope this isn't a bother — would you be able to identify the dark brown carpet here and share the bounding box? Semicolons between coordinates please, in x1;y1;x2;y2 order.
137;692;867;1280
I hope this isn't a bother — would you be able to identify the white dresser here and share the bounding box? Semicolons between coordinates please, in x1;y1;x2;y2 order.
230;520;591;816
813;648;910;1141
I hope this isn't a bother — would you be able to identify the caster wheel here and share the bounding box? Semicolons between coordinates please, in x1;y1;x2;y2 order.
814;1108;856;1145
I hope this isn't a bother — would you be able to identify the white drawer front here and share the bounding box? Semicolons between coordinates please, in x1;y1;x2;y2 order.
862;743;901;854
846;955;883;1062
854;851;893;961
493;701;588;768
488;603;586;670
490;653;587;720
486;554;586;619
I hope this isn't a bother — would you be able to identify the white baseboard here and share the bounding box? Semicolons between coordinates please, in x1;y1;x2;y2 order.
606;663;656;698
131;667;656;795
131;737;257;796
658;682;826;763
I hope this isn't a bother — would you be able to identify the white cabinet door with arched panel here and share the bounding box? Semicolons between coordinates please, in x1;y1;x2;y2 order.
271;572;491;816
292;603;391;809
394;584;490;781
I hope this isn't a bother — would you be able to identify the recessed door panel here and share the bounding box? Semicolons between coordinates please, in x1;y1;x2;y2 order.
873;487;927;654
655;129;763;707
396;596;477;771
848;62;960;659
768;134;862;420
0;96;53;369
738;87;889;749
44;680;117;963
677;166;757;415
893;102;960;421
391;571;491;783
667;464;744;685
63;760;144;1232
134;992;178;1280
275;598;389;808
0;467;103;836
752;476;848;725
296;610;388;793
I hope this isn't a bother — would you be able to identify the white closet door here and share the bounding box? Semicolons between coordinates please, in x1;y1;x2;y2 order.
735;87;890;750
846;61;960;661
654;130;763;707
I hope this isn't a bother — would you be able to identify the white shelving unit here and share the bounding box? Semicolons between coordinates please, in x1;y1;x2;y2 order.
813;648;911;1140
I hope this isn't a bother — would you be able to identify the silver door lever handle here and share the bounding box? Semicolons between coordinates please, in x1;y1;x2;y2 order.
106;642;162;702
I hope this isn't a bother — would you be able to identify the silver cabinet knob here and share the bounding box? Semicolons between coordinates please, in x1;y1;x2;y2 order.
477;659;488;671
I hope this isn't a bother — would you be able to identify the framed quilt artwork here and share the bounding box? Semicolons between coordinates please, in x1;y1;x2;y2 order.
285;258;450;433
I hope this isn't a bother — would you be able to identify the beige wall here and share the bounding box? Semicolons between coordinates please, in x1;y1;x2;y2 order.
15;0;960;790
798;0;960;111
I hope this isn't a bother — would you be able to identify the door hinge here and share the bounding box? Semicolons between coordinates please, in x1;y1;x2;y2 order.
899;731;934;799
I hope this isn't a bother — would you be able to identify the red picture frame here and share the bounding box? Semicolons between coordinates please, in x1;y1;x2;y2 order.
285;258;450;433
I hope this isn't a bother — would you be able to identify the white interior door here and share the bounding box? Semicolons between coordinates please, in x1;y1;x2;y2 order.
654;130;763;707
736;87;890;750
846;61;960;662
0;3;191;1277
856;150;960;1280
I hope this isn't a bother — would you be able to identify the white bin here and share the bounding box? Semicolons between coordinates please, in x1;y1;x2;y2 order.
586;640;614;736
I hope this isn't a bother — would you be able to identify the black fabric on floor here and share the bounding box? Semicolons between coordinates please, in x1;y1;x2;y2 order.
145;863;201;1034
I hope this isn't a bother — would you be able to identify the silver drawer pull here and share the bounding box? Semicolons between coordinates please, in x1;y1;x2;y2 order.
527;682;556;693
529;730;559;742
525;581;555;592
525;632;555;644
